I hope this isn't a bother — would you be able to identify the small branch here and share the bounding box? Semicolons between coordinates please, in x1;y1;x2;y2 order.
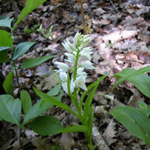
92;124;110;150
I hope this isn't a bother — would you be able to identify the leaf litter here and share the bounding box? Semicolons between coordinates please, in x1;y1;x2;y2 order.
1;0;150;149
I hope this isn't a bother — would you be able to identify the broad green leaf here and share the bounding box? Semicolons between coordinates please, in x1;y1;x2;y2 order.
0;50;9;63
29;116;63;136
21;55;54;69
59;125;87;133
80;72;109;108
0;95;21;125
110;106;150;145
20;90;32;114
112;66;150;98
0;30;13;50
0;17;13;28
129;74;150;98
11;42;36;60
23;100;41;125
14;0;46;29
33;87;78;117
37;90;63;116
23;86;63;125
3;71;14;95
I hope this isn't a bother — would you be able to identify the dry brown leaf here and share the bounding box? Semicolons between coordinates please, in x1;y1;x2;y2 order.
103;119;117;146
59;133;75;150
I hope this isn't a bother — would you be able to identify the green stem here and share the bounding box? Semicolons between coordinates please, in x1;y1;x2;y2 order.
13;61;21;91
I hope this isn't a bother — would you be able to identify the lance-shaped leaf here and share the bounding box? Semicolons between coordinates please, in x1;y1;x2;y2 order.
112;66;150;98
21;55;54;69
29;116;63;136
33;87;78;117
0;30;13;51
0;17;13;29
14;0;46;29
0;95;21;125
11;42;36;60
110;106;150;146
59;125;87;133
3;71;14;96
20;90;32;115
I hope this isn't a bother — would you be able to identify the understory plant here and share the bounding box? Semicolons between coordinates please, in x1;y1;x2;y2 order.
0;0;64;148
33;32;109;150
110;66;150;146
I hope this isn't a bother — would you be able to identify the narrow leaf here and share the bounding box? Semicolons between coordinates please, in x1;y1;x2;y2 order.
20;90;32;114
29;116;63;136
21;55;54;69
3;71;14;95
33;87;78;117
11;42;36;60
0;95;21;125
14;0;46;29
59;125;87;133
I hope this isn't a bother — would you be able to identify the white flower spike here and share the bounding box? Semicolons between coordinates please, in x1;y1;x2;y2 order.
75;76;87;91
55;62;69;72
82;61;95;69
62;39;76;53
64;53;76;63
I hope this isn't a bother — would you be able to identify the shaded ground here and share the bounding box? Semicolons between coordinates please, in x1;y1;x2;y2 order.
0;0;150;149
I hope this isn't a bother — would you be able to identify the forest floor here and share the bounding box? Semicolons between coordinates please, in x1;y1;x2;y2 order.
1;0;150;149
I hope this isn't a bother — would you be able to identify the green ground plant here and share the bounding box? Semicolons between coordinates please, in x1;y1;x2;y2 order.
33;32;109;150
110;66;150;146
0;0;63;149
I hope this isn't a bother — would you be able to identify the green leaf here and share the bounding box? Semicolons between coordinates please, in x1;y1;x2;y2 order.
0;95;21;125
21;55;54;69
129;74;150;98
110;106;150;145
33;87;78;117
87;106;94;143
0;50;9;63
46;84;61;96
29;116;63;136
14;0;46;29
23;100;41;125
112;66;150;98
23;86;62;125
0;17;13;28
3;71;14;96
0;30;13;50
20;90;32;114
11;42;36;60
80;72;109;108
59;125;87;133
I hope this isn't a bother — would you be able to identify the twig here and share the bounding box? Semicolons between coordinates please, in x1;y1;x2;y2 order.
92;124;110;150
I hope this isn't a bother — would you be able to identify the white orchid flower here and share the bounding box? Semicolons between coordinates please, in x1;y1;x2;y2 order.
82;61;95;69
74;32;81;46
62;79;75;94
77;67;87;76
64;53;76;63
74;76;87;90
80;47;93;60
55;62;69;72
60;72;67;81
62;39;76;53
